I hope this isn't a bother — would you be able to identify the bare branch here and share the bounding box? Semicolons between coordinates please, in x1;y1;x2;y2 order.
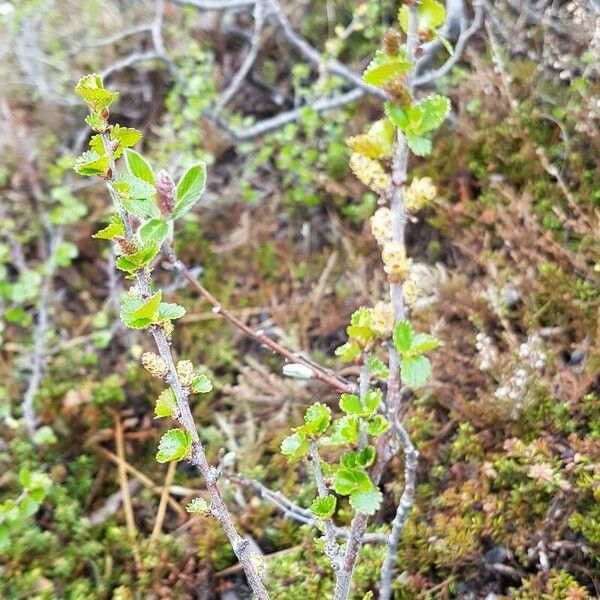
213;88;365;140
213;0;265;116
378;423;419;600
164;246;355;394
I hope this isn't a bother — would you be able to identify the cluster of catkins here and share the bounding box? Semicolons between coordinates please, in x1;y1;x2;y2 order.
370;177;437;307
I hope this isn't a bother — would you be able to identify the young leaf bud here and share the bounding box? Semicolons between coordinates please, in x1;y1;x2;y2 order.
142;352;169;379
114;236;137;255
156;169;176;217
371;301;395;338
176;360;195;388
370;207;393;245
382;242;411;283
384;78;412;107
100;108;109;120
382;29;401;56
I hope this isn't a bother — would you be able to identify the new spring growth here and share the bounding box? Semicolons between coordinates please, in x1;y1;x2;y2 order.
156;169;176;217
382;242;411;282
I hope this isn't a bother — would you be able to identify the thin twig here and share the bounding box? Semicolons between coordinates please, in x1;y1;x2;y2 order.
163;245;355;395
378;423;419;600
213;0;265;116
213;88;365;140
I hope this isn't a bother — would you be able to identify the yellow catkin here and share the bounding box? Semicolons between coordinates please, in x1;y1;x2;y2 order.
349;153;390;195
370;207;393;245
141;352;169;379
404;177;437;212
371;301;395;338
403;278;420;307
176;360;195;388
382;242;411;282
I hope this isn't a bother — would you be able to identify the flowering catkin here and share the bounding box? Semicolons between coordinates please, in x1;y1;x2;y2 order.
370;207;393;245
371;301;395;338
404;177;437;212
176;360;195;388
349;153;390;195
382;242;411;282
142;352;169;379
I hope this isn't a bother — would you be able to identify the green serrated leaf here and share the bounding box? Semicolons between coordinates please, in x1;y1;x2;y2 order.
349;485;383;515
124;149;155;185
158;302;186;322
310;495;337;519
368;356;389;379
385;102;410;130
408;333;442;356
299;402;331;437
156;428;192;463
190;374;213;394
74;73;118;112
401;355;432;388
406;134;432;156
323;415;360;446
399;0;446;34
335;341;361;363
139;218;168;246
19;467;32;489
393;321;414;355
419;95;451;133
155;388;178;418
73;151;110;177
131;290;162;324
110;125;142;157
173;163;207;220
115;241;160;274
339;389;381;418
120;287;161;329
92;215;125;240
332;467;370;496
89;134;105;155
341;446;376;469
85;113;105;131
363;49;413;87
186;497;209;514
280;432;310;463
366;414;389;437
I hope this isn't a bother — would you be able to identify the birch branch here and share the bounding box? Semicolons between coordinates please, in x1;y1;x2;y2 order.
99;134;270;600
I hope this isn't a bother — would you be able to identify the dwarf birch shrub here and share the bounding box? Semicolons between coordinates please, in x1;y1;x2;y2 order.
71;1;453;598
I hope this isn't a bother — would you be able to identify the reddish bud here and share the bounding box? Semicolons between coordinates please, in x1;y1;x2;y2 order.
114;236;137;255
100;108;109;120
156;169;176;217
382;29;401;56
384;78;412;107
129;215;141;232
